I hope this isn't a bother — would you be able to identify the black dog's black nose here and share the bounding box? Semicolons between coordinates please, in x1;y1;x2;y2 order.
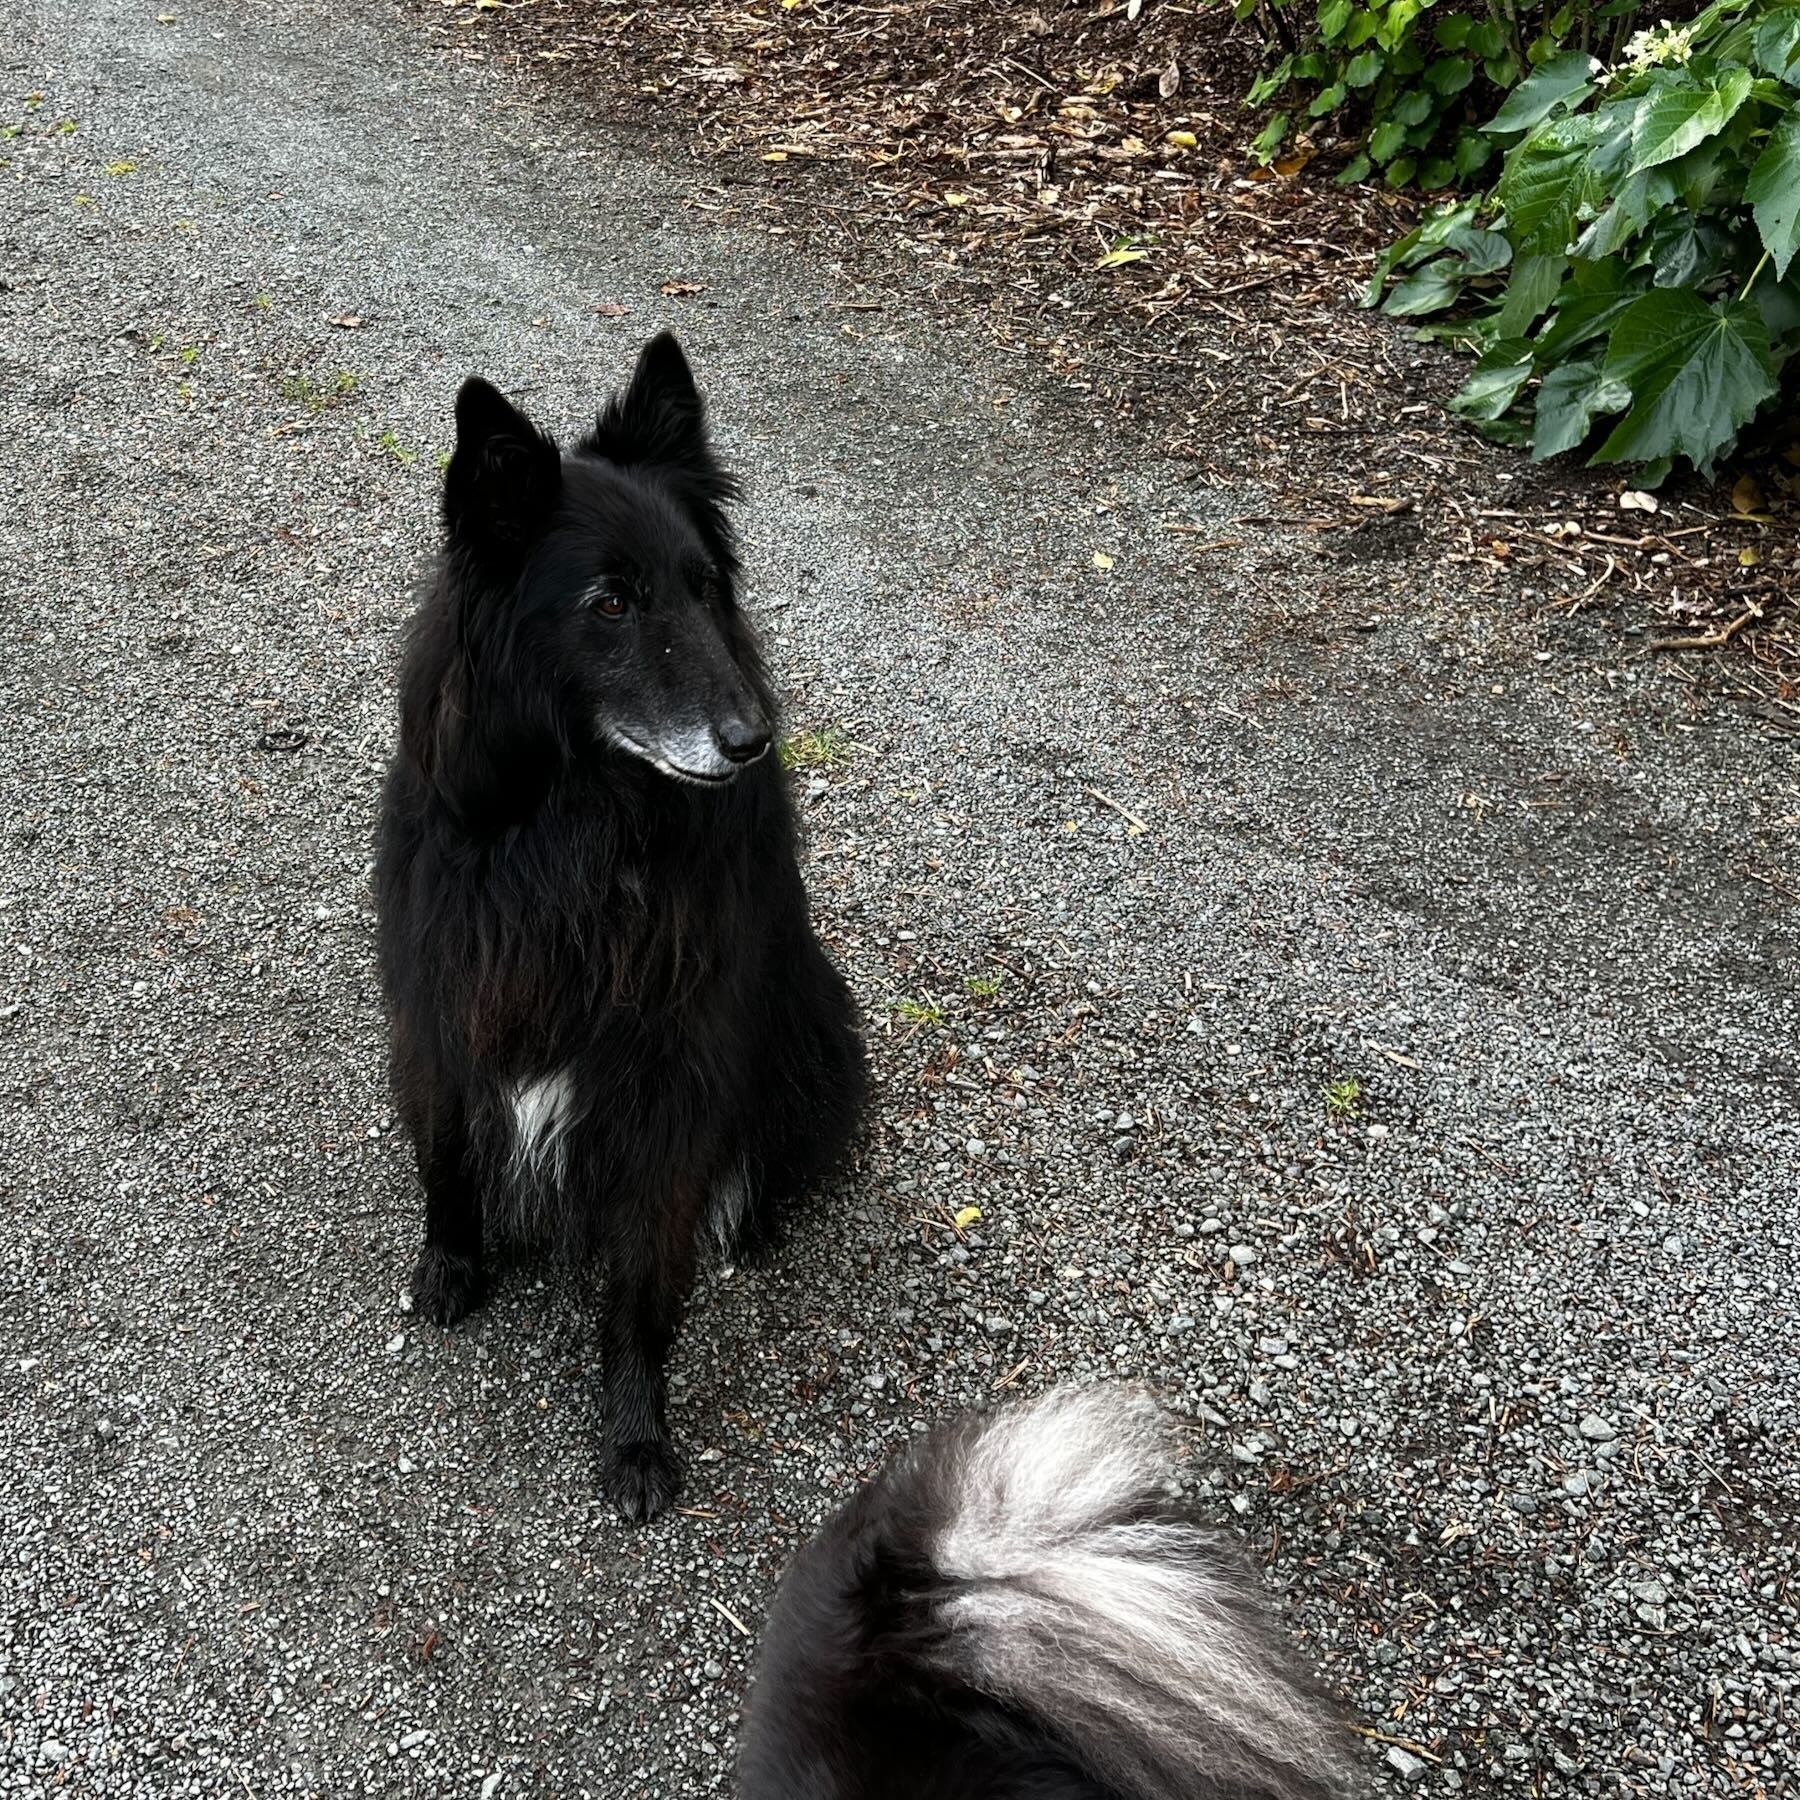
717;715;771;764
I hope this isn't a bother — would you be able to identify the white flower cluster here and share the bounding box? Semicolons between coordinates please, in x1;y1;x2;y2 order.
1618;19;1698;71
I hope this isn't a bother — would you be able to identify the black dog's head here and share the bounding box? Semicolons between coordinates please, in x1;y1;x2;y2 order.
442;333;772;786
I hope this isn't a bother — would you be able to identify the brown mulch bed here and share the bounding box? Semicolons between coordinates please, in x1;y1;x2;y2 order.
415;0;1799;728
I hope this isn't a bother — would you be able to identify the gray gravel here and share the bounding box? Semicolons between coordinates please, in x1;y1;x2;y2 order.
2;1;1798;1797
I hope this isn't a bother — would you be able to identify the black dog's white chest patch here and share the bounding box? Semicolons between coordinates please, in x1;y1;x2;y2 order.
507;1068;579;1184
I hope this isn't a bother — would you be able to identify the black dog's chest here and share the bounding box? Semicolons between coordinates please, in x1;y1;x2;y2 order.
458;827;752;1053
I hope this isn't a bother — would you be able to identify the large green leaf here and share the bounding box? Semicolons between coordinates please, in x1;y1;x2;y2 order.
1378;226;1509;312
1426;56;1475;96
1449;338;1535;422
1486;51;1602;134
1384;258;1467;315
1628;69;1755;174
1666;130;1735;214
1754;7;1800;81
1252;112;1290;160
1454;126;1495;178
1418;198;1485;246
1494;251;1568;334
1393;88;1436;127
1746;109;1800;279
1467;19;1507;59
1445;225;1512;274
1370;117;1410;163
1532;261;1646;363
1646;212;1730;288
1363;225;1422;306
1584;95;1645;182
1476;415;1536;447
1532;359;1633;459
1375;0;1428;54
1573;169;1660;260
1593;291;1777;472
1500;118;1597;255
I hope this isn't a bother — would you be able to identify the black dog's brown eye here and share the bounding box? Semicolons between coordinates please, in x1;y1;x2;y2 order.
593;587;627;618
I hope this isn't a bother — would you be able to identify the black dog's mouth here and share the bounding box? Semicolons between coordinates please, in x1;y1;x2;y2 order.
606;728;761;787
647;755;738;788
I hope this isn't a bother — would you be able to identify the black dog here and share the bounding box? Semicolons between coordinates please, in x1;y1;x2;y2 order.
739;1387;1357;1800
374;333;866;1522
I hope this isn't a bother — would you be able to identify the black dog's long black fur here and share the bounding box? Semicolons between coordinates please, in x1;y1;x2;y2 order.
375;334;865;1522
737;1387;1357;1800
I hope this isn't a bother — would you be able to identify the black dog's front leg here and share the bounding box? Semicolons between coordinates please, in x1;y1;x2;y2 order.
597;1183;700;1523
408;1092;487;1327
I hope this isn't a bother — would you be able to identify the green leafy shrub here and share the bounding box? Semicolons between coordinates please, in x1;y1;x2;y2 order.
1240;0;1645;186
1365;0;1800;477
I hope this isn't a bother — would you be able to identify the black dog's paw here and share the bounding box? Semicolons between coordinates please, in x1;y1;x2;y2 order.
717;1208;780;1269
600;1437;684;1524
410;1244;486;1328
710;1178;786;1269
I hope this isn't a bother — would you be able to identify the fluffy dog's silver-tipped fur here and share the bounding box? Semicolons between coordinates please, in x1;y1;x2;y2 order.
925;1386;1355;1800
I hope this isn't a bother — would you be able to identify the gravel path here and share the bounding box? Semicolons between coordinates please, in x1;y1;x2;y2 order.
3;2;1797;1796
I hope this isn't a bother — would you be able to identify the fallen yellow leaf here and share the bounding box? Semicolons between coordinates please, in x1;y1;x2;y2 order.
1732;475;1764;514
1740;545;1762;567
1096;247;1149;269
953;1206;982;1230
762;150;788;161
1165;130;1197;149
1092;551;1114;570
943;191;971;207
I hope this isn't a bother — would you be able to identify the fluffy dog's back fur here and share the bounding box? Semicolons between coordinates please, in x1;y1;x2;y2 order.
739;1387;1357;1800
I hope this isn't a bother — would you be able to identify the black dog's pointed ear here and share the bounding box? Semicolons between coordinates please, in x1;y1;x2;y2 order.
442;377;561;570
626;330;703;435
583;332;728;482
